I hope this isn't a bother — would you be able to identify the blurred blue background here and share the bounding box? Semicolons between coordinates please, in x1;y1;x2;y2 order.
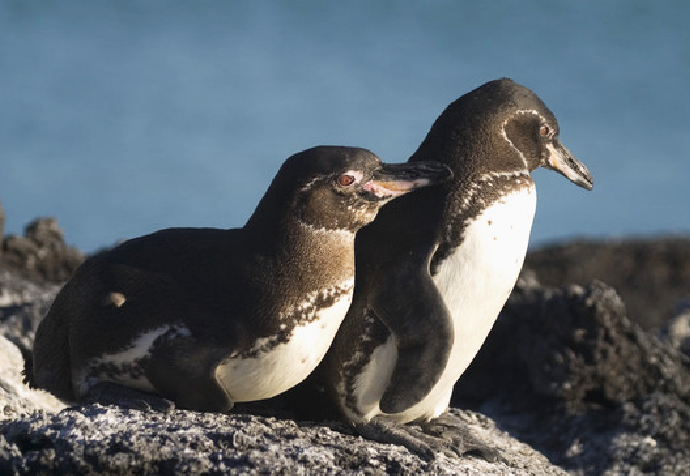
1;0;688;253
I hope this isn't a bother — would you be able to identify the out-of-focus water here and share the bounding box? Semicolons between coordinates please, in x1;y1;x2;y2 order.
1;1;688;253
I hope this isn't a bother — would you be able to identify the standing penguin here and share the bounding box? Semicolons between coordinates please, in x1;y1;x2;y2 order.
323;79;593;451
30;146;451;411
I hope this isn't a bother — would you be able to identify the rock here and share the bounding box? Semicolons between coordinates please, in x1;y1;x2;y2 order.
0;405;564;475
659;301;690;357
0;335;66;421
0;269;60;360
524;237;690;331
1;217;85;284
454;279;690;474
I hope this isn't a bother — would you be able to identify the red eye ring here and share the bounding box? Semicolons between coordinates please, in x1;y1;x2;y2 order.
337;174;356;187
539;125;551;137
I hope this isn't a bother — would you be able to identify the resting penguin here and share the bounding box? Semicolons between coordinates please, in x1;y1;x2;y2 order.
322;79;593;453
30;146;451;411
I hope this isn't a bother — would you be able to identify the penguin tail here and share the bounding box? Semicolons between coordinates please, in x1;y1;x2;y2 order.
30;293;76;401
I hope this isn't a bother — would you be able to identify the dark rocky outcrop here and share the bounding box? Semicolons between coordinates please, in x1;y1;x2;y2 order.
1;217;85;284
455;277;690;474
525;237;690;331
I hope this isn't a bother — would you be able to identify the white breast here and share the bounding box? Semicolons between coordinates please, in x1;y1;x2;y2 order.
215;284;354;402
375;185;537;422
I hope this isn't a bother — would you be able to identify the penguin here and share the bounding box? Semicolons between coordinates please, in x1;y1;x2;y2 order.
323;79;593;430
30;145;452;412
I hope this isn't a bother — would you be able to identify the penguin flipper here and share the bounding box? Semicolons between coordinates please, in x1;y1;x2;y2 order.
145;332;234;413
372;249;453;415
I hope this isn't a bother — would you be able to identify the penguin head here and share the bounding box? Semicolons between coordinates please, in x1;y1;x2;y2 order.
410;78;593;191
293;146;452;232
247;146;452;233
496;82;593;190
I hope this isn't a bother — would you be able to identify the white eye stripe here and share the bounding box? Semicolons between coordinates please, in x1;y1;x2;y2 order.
500;109;551;168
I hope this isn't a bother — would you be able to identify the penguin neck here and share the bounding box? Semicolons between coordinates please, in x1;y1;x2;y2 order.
285;217;357;288
244;213;357;292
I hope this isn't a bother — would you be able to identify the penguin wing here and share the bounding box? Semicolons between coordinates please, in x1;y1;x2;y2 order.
371;244;454;414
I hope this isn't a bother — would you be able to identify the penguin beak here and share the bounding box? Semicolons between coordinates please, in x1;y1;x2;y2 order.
544;139;593;190
363;162;453;199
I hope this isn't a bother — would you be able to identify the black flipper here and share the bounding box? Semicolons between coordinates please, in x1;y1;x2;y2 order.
370;244;454;415
145;332;233;413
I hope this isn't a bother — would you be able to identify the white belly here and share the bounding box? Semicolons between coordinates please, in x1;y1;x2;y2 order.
215;289;353;402
367;186;537;422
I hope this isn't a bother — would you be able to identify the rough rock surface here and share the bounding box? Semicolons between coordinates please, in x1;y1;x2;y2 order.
0;269;60;361
659;301;690;357
1;217;85;284
455;278;690;475
0;404;564;475
0;335;66;421
525;237;690;331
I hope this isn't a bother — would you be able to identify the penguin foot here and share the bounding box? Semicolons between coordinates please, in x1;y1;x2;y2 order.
83;382;175;413
418;411;504;463
354;413;503;462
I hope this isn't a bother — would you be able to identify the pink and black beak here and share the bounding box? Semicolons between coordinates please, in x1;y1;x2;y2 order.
363;162;453;200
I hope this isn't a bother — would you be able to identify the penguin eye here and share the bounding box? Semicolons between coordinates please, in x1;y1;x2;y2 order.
539;125;552;137
337;174;357;187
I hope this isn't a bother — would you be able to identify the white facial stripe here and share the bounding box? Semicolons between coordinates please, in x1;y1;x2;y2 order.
501;109;549;169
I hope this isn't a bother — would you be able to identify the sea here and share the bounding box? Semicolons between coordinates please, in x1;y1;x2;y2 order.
1;0;688;253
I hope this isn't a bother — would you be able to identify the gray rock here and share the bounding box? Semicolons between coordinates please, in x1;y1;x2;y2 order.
0;405;564;475
0;269;60;359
